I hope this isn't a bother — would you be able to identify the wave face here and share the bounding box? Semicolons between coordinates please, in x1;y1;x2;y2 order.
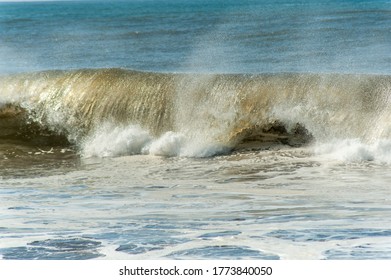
1;69;391;157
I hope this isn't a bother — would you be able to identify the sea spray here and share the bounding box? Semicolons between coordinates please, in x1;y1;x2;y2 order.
81;124;152;158
314;139;391;163
1;69;391;159
81;123;225;158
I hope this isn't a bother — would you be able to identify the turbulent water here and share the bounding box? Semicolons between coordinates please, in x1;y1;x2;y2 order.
1;0;391;260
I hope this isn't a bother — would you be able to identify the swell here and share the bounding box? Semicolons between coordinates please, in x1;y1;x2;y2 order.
0;69;174;140
1;68;390;157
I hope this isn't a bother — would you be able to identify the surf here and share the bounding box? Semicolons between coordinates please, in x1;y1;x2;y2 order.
0;68;390;158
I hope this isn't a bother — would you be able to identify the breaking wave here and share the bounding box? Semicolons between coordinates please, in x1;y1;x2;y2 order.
1;68;391;159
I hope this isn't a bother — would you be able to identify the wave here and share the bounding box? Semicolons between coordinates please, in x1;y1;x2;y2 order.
1;68;390;158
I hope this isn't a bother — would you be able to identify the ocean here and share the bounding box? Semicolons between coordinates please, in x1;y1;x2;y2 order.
0;0;390;260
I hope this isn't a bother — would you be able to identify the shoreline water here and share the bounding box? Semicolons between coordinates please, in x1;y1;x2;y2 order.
1;0;391;260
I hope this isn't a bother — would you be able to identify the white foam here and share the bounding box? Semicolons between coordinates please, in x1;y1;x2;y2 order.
144;131;185;157
314;139;391;163
81;123;228;158
83;124;391;162
82;124;152;158
180;140;229;158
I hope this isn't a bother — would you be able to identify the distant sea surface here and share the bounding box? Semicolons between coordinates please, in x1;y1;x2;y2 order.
1;0;390;73
1;0;391;260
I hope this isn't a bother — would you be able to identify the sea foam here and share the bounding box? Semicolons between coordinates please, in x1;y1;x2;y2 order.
81;123;227;158
315;139;391;163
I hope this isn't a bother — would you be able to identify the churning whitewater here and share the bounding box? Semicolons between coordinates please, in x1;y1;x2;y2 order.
1;69;391;159
1;0;391;261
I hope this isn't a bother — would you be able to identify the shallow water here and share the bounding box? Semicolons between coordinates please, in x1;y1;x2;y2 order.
1;0;391;260
1;146;391;260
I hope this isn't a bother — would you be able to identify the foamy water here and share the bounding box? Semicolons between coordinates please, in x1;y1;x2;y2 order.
1;0;391;260
1;147;391;260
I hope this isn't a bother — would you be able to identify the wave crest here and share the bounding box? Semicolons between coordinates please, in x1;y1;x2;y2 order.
1;69;391;158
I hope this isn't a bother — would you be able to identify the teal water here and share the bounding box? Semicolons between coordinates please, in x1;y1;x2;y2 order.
0;0;390;73
0;0;391;260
